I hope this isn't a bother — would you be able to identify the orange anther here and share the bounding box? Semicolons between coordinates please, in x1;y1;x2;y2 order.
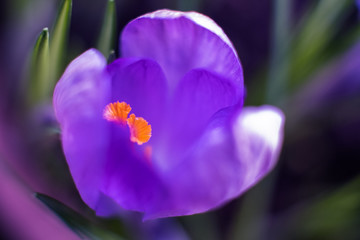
103;101;131;124
127;114;152;145
103;101;152;145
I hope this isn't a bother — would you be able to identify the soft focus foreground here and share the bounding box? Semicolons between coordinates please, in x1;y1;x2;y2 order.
0;0;360;240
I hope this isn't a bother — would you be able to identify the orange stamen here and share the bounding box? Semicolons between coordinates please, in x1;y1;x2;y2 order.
103;101;131;124
127;113;152;145
103;101;152;145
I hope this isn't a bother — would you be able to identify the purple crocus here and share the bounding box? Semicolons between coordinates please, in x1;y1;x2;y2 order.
53;9;284;220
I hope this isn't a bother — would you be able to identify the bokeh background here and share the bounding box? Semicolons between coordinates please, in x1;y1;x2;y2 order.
1;0;360;239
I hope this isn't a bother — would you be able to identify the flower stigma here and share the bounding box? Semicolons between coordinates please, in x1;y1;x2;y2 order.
127;114;152;145
103;101;152;145
103;101;131;124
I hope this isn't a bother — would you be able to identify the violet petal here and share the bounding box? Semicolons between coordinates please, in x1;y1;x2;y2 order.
157;69;240;170
144;106;284;219
232;106;285;189
101;124;170;214
107;57;168;144
53;49;110;209
121;9;243;92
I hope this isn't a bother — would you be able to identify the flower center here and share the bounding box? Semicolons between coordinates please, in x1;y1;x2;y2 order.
103;101;152;145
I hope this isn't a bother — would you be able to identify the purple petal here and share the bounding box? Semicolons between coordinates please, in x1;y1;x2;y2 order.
145;105;284;219
121;9;243;92
93;192;124;217
156;69;240;170
232;106;284;188
100;124;170;214
54;49;109;124
53;49;111;209
107;58;168;145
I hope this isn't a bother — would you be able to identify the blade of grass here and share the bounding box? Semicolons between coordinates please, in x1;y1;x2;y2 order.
289;0;353;90
266;0;292;105
29;28;50;104
97;0;117;59
50;0;72;86
35;193;127;240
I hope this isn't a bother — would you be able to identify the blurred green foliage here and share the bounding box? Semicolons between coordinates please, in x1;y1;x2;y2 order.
36;193;128;240
248;0;360;107
97;0;117;59
50;0;72;88
289;0;355;90
29;28;50;104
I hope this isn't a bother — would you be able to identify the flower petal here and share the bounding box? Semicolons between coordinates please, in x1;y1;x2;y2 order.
232;106;285;188
54;49;109;123
101;124;170;214
121;9;243;91
107;58;167;144
156;68;240;171
53;49;111;209
145;106;284;219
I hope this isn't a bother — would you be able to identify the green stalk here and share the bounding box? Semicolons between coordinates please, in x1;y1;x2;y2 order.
50;0;72;86
289;0;353;90
97;0;117;59
29;28;50;104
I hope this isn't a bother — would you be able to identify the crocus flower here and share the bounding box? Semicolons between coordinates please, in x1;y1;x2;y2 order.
53;9;284;220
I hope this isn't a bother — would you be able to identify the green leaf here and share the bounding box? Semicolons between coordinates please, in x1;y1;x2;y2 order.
325;24;360;59
36;193;97;239
35;193;128;240
107;50;116;64
289;0;353;90
50;0;72;86
97;0;117;59
266;0;292;105
29;28;50;104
